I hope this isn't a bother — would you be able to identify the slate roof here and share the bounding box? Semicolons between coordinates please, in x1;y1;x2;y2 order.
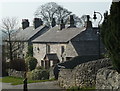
32;26;86;43
44;53;59;60
11;25;48;41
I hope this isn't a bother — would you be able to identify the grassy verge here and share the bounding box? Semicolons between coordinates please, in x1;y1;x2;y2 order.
0;76;55;85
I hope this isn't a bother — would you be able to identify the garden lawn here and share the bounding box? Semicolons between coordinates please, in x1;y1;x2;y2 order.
0;76;55;85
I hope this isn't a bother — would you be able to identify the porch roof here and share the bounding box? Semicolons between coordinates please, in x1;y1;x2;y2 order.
44;53;59;60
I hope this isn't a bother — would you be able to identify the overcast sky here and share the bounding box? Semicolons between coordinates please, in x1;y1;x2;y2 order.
0;0;112;27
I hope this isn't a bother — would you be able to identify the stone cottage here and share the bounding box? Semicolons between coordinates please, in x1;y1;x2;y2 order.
32;15;105;69
4;18;49;59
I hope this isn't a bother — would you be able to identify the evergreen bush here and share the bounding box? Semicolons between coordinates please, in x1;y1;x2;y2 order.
9;59;26;71
25;56;38;71
27;69;49;80
25;45;33;58
101;2;120;72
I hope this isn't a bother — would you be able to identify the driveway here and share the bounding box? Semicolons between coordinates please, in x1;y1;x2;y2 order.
1;81;65;91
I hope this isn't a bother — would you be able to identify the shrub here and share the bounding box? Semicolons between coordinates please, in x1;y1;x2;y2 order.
27;69;49;80
25;45;33;58
2;61;8;76
101;2;120;72
36;65;44;70
26;71;32;80
25;56;38;71
9;59;26;71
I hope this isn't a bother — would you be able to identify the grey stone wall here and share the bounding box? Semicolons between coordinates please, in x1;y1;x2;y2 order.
96;67;120;90
8;69;25;78
58;69;75;88
58;58;112;89
49;67;55;79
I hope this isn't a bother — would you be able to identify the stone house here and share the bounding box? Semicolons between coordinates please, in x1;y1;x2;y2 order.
4;18;49;59
32;15;105;69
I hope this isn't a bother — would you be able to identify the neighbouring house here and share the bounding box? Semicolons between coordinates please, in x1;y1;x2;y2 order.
32;15;105;69
4;18;49;60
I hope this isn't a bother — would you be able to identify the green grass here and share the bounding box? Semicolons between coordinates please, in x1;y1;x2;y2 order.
0;76;55;85
0;78;2;82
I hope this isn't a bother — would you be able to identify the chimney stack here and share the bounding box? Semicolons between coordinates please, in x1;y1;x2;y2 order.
33;18;43;29
85;15;92;28
51;18;56;27
60;19;65;30
22;19;29;30
69;15;76;28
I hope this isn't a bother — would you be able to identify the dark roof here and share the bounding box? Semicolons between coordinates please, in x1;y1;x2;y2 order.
58;56;101;69
32;26;86;43
11;25;48;41
44;53;59;60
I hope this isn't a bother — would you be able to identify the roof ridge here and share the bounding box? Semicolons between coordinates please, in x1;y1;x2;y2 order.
32;26;86;43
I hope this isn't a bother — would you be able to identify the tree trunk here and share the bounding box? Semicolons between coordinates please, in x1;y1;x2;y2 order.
8;32;13;61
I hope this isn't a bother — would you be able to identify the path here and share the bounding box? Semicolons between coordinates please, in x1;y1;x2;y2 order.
1;81;65;91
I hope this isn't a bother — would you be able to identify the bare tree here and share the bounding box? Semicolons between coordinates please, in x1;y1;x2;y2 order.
55;6;72;24
73;14;84;27
34;2;72;26
64;14;84;27
71;15;92;27
80;15;92;26
1;17;19;61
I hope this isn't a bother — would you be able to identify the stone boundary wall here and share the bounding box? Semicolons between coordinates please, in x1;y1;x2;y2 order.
58;58;112;89
8;69;25;78
96;67;120;90
49;67;55;79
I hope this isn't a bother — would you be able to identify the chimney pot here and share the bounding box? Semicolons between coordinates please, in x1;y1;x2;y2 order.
51;18;56;27
34;18;43;29
22;19;29;30
68;15;76;28
60;19;65;30
87;15;90;22
85;15;92;28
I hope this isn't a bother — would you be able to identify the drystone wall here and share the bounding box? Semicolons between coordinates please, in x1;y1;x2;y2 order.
58;58;112;89
8;69;25;78
49;67;55;79
96;67;120;90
